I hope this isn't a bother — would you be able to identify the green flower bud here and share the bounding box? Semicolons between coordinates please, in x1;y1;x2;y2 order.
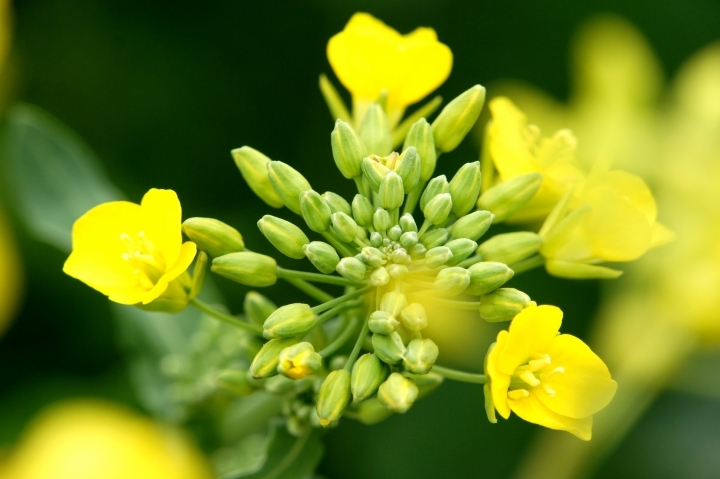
370;267;390;286
409;243;427;258
378;372;418;413
263;303;317;339
370;232;383;247
403;118;437;182
431;85;486;153
351;353;390;402
403;338;439;374
361;157;391;192
394;146;421;192
336;257;367;282
372;332;407;365
250;337;299;378
381;291;408;316
449;161;482;217
400;303;427;332
378;171;405;210
244;291;277;325
216;369;256;396
257;215;309;259
388;248;411;265
373;208;391;232
303;241;340;274
424;193;453;226
369;310;400;334
231;146;284;208
477;172;543;222
267;161;312;214
399;213;418;232
277;342;322;379
387;226;402;242
445;238;478;266
182;217;244;257
425;246;453;268
466;262;514;296
400;231;418;249
434;266;471;296
420;175;449;212
359;103;392;156
316;369;352;426
212;252;277;287
323;191;352;215
478;288;532;322
355;397;393;425
352;194;374;226
331;119;367;179
356;224;368;240
450;210;494;241
420;228;449;249
361;247;385;268
410;371;444;398
388;264;408;279
300;190;332;233
331;212;358;243
477;232;542;265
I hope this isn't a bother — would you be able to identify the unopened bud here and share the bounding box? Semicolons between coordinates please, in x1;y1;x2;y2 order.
466;262;514;296
420;175;449;212
424;193;453;226
244;291;277;325
378;171;405;210
400;303;428;332
403;338;439;374
212;252;277;287
231;146;284;208
373;208;391;232
316;369;352;426
445;238;478;266
351;353;390;402
410;371;444;398
399;213;418;232
216;369;255;396
388;248;411;265
372;332;407;365
370;267;390;286
478;288;531;322
378;373;418;413
303;241;340;274
409;243;427;258
323;191;352;215
477;232;542;265
394;146;421;191
263;303;317;339
250;337;299;378
434;266;471;296
359;103;392;156
182;217;244;257
450;210;494;241
400;231;418;249
369;310;400;334
278;342;322;379
544;260;622;280
258;215;309;259
331;119;367;179
361;247;385;268
420;228;449;249
381;291;408;316
449;161;482;217
355;398;393;425
404;118;437;182
267;161;312;214
361;157;390;192
387;226;401;242
432;85;486;153
477;172;543;222
331;212;358;243
352;194;374;226
388;264;408;279
336;257;367;282
425;246;453;268
300;190;332;233
370;232;383;247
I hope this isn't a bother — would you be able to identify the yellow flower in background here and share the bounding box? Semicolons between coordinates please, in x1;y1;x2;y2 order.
327;12;453;127
0;400;212;479
486;304;616;440
63;189;196;309
0;207;22;336
486;97;585;223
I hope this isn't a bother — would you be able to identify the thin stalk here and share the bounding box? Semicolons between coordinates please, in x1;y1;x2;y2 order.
433;365;487;384
277;268;358;287
311;285;373;314
321;231;357;257
343;288;378;371
318;315;358;358
458;255;484;268
425;297;481;310
316;300;363;324
510;255;545;274
190;298;264;336
403;181;426;216
417;219;431;238
282;277;334;303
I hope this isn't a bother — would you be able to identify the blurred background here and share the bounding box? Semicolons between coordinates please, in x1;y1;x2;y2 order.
1;0;719;478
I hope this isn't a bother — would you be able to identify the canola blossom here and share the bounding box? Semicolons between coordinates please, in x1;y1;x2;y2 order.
63;188;197;309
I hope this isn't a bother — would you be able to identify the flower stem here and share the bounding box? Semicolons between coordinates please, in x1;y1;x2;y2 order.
282;277;334;303
190;298;264;336
311;285;373;314
343;313;371;371
510;255;545;274
316;300;363;324
277;267;358;287
432;365;487;384
426;297;481;310
318;315;357;358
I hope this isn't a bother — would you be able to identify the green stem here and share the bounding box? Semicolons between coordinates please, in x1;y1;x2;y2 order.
318;315;357;358
432;365;487;384
510;255;545;274
322;231;357;257
458;254;484;268
277;268;358;287
344;313;371;371
316;300;363;324
426;297;481;310
417;219;431;238
403;181;426;216
311;285;372;314
190;298;264;336
282;277;334;303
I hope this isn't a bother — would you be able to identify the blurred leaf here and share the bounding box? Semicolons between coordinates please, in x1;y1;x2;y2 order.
0;102;122;251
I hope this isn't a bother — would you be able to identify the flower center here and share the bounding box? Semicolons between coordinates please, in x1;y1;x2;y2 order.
507;353;565;399
120;231;165;289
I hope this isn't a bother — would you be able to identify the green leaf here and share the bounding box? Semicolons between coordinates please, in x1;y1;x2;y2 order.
1;102;122;251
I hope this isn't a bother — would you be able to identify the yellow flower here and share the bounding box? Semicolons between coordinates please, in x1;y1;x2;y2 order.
486;304;616;440
486;97;586;223
327;12;453;127
0;400;212;479
63;189;197;309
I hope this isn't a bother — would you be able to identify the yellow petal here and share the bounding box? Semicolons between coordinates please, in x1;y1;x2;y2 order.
487;332;512;419
488;97;537;179
141;242;196;304
140;189;183;269
649;222;676;249
541;204;593;262
536;334;617;418
509;392;593;440
498;305;563;375
582;169;657;223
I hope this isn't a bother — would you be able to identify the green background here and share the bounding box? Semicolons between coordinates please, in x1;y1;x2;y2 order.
2;0;720;477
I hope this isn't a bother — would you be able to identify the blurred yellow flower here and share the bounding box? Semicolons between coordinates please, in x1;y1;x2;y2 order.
0;207;22;336
486;304;616;440
327;12;452;127
63;189;196;308
0;400;212;479
486;97;585;223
